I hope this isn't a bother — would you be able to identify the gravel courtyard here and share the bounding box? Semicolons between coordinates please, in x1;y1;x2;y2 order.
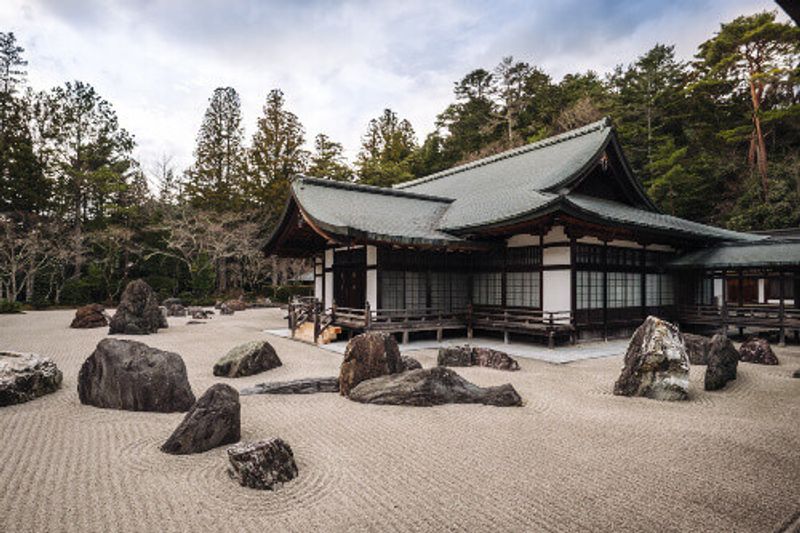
1;308;798;532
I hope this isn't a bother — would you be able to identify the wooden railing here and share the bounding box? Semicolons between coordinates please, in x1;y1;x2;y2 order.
678;303;800;344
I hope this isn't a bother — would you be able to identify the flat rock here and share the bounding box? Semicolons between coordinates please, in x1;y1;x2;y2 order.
70;303;109;329
78;338;195;412
0;352;63;407
161;384;240;455
613;316;689;401
400;355;422;371
739;337;779;365
339;332;403;397
213;340;282;378
684;333;710;365
437;345;472;367
109;279;167;335
348;366;523;407
227;438;298;490
241;377;339;395
704;334;739;391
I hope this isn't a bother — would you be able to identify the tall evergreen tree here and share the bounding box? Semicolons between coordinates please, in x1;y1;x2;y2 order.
248;89;308;216
307;133;352;182
185;87;247;211
357;109;417;187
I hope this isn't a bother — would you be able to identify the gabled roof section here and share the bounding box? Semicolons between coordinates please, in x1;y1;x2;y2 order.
669;239;800;269
288;176;468;247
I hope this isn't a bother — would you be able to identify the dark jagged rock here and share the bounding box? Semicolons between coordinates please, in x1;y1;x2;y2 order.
339;332;403;397
78;338;195;412
793;368;800;378
0;352;63;407
70;303;109;329
167;303;187;317
348;366;523;407
739;337;779;365
227;438;298;490
472;347;520;371
241;377;339;395
191;309;214;319
213;340;282;378
108;280;168;335
684;333;710;365
161;384;240;455
220;303;234;315
704;334;739;391
613;316;689;401
437;345;519;371
437;345;472;367
400;355;422;371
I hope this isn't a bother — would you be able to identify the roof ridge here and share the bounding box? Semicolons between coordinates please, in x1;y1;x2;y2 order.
293;175;454;203
395;117;611;190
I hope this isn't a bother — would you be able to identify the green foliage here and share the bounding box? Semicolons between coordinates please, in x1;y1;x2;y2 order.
0;299;22;313
356;109;417;186
307;133;352;181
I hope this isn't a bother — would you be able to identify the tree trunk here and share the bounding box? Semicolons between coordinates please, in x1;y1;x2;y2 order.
748;78;768;199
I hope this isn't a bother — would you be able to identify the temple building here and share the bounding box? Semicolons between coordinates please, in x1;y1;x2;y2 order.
264;118;800;345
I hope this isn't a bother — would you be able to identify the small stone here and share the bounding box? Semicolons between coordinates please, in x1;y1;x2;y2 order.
70;303;109;329
167;303;187;317
191;309;214;320
0;352;63;407
161;384;240;455
739;337;779;365
613;316;689;401
792;368;800;378
704;334;738;391
227;438;298;490
339;332;403;397
224;299;248;312
348;366;522;407
220;303;234;315
213;340;282;378
78;338;195;412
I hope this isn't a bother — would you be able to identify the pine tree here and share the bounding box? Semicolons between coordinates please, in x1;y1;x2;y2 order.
185;87;247;211
248;89;308;216
307;133;352;181
356;109;417;187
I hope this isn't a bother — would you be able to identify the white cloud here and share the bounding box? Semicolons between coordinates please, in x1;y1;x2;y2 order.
1;0;783;181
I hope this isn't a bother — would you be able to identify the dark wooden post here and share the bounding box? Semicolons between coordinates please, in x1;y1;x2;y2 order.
602;241;608;341
721;273;728;337
467;303;474;340
313;300;320;344
364;300;371;331
289;300;296;339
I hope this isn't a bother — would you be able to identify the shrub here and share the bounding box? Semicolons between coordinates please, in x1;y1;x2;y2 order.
0;299;22;314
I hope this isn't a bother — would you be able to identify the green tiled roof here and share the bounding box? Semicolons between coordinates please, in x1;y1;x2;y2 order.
276;118;767;251
669;241;800;269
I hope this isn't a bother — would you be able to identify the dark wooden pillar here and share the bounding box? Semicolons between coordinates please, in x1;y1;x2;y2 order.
721;272;728;337
779;271;786;346
640;246;647;320
602;241;608;341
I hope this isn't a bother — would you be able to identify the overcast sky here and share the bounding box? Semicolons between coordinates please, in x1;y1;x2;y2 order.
1;0;783;182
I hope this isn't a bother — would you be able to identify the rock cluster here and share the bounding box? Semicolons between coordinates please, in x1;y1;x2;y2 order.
108;280;168;335
70;303;110;329
437;345;520;371
213;340;282;378
704;334;738;391
0;352;63;407
190;308;214;320
241;377;340;395
613;316;689;401
683;333;710;365
739;337;779;365
339;332;404;396
348;366;522;407
227;438;298;490
219;303;234;315
161;384;240;455
78;338;195;412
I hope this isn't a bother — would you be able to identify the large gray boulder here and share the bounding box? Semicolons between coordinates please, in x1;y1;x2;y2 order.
739;337;779;365
108;279;168;335
684;333;710;365
213;340;282;378
437;345;519;371
704;334;739;391
339;332;403;397
70;303;109;329
241;377;339;395
161;384;240;455
0;352;63;407
348;366;523;407
227;438;298;490
613;316;690;401
78;338;195;412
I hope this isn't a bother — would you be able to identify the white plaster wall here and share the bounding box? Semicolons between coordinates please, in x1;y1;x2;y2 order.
324;272;333;308
758;278;765;303
507;234;539;247
314;277;323;301
543;246;570;266
543;225;568;244
366;245;377;266
324;249;334;268
366;270;377;311
714;278;724;306
543;269;571;320
314;257;323;301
